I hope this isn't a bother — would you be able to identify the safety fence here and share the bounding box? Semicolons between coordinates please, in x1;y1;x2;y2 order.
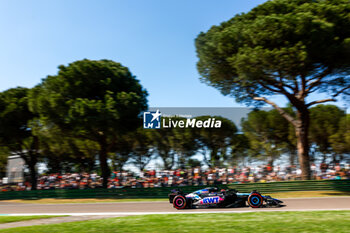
0;179;349;200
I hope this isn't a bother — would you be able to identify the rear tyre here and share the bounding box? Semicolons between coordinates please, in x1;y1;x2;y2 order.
173;195;187;209
248;192;263;208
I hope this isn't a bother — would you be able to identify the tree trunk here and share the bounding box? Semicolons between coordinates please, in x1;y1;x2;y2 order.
201;149;211;168
25;150;38;191
162;158;170;170
210;148;218;167
111;157;117;171
23;137;39;191
88;159;95;173
289;151;296;166
99;137;110;189
177;152;186;169
332;153;338;165
139;162;146;172
295;110;311;180
28;160;37;191
268;157;274;167
159;150;175;170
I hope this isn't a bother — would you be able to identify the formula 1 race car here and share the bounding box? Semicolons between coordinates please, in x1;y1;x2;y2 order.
169;187;283;209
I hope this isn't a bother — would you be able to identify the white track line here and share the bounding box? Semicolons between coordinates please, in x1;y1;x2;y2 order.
2;208;350;216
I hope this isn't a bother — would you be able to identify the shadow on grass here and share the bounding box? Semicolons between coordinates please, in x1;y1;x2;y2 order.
323;191;350;196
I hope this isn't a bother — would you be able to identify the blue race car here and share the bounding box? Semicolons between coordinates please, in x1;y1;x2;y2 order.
169;187;283;209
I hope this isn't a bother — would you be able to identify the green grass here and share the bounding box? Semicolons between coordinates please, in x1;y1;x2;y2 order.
0;216;65;224
1;211;350;233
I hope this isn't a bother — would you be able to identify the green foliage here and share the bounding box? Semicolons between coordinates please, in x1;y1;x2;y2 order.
0;87;39;189
29;59;148;187
195;116;237;167
147;119;176;170
309;104;346;154
330;114;350;155
35;125;98;173
111;128;154;171
186;158;202;168
195;0;350;179
29;59;148;139
0;87;34;146
242;107;296;164
0;147;9;177
196;0;350;103
146;116;238;169
170;117;199;168
242;110;281;162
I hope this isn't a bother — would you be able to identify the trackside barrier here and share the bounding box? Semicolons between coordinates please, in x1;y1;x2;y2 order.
0;180;349;200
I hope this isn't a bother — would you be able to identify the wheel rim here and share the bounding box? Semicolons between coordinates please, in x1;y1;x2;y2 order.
174;196;186;209
249;194;262;207
176;198;183;207
251;196;260;205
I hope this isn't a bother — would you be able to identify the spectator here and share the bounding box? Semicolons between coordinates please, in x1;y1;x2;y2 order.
1;162;349;191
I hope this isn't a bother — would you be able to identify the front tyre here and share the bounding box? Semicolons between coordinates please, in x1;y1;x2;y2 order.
173;195;187;209
248;192;263;208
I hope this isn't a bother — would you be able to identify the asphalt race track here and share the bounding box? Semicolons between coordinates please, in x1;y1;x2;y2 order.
1;197;350;216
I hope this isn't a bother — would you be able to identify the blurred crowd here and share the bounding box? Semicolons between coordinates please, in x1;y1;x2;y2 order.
1;163;350;191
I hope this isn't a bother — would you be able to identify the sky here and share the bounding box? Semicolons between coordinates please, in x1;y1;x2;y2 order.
0;0;348;111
